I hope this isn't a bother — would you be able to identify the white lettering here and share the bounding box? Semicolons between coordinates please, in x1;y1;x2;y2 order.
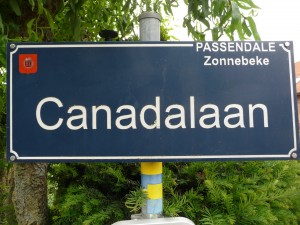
67;106;87;130
203;55;270;66
249;104;269;128
140;97;161;129
203;43;211;52
196;42;203;52
196;42;277;53
35;97;269;131
199;104;220;129
204;55;211;65
116;105;137;129
165;104;186;129
190;96;195;128
92;105;111;129
224;104;245;128
36;97;63;130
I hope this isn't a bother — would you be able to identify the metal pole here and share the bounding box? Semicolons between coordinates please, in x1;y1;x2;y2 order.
138;12;163;219
112;11;195;225
139;12;161;41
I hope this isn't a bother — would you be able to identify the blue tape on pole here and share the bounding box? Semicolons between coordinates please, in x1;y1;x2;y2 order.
141;173;163;214
141;174;162;188
146;199;163;214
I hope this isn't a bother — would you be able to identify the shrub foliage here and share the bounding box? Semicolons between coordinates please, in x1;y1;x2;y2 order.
48;161;300;224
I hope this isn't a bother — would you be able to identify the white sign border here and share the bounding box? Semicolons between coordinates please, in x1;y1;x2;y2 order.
8;42;298;161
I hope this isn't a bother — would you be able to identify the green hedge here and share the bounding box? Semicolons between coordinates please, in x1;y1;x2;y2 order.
49;161;300;225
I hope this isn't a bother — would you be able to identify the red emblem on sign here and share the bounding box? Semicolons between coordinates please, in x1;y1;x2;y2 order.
19;54;38;74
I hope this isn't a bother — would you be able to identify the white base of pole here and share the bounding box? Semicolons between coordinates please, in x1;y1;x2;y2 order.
111;217;195;225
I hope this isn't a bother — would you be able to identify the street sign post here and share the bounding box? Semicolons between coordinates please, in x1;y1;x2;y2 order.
7;41;299;162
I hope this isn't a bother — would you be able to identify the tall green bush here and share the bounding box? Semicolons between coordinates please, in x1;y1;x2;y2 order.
162;161;300;225
48;161;300;224
0;68;5;168
0;68;9;224
48;163;141;224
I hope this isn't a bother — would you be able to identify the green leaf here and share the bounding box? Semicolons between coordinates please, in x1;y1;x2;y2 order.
123;0;130;12
44;8;54;32
26;18;39;41
0;14;4;34
9;0;21;16
72;16;81;41
145;0;152;11
0;98;3;113
237;21;245;40
236;1;252;10
218;0;227;14
198;15;210;30
163;0;173;15
187;0;193;14
198;32;206;41
232;2;241;20
27;18;35;35
171;0;178;7
242;20;252;36
219;9;231;27
225;26;234;41
238;0;260;9
28;0;35;10
37;0;44;15
247;16;261;40
212;0;220;17
70;0;76;12
212;27;218;41
230;2;241;32
202;0;209;17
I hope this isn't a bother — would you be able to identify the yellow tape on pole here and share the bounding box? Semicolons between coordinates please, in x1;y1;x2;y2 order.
141;162;162;175
147;183;163;199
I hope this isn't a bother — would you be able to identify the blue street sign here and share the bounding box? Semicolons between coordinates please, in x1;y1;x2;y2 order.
7;42;299;162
